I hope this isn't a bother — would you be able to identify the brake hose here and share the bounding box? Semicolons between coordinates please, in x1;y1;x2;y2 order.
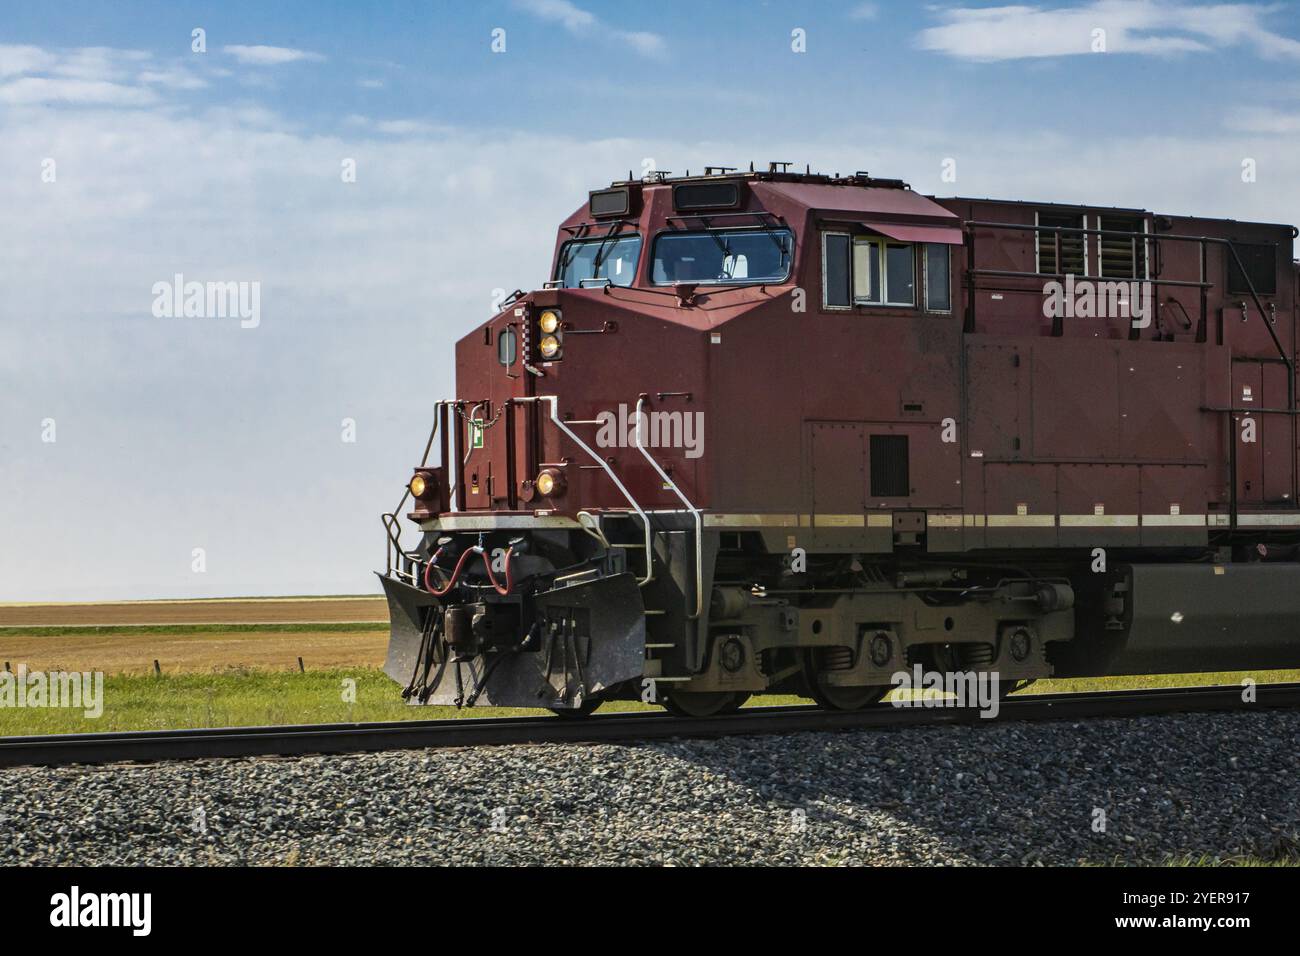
423;546;515;596
482;547;514;596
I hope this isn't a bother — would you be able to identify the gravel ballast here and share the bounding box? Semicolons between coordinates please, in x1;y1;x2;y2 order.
1;709;1298;866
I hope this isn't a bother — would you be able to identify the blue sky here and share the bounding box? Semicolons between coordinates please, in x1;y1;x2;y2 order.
2;1;1299;600
6;1;1300;141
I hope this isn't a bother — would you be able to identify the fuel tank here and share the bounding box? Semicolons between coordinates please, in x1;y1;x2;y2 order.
1055;562;1300;676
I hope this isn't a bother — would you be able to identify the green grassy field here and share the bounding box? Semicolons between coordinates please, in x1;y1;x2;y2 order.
0;669;572;735
1;666;1295;736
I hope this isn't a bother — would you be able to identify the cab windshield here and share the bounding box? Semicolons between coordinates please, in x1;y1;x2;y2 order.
556;234;641;288
652;227;794;285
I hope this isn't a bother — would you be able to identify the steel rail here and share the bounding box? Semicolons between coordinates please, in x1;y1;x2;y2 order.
3;682;1298;769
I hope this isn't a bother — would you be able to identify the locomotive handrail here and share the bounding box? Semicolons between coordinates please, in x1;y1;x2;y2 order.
381;512;420;584
963;220;1287;366
381;403;446;580
968;268;1209;288
633;393;704;620
526;395;656;587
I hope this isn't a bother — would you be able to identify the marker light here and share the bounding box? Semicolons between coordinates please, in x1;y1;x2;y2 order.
535;469;565;497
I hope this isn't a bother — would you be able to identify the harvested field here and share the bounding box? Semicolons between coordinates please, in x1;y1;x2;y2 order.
0;628;388;675
0;596;388;628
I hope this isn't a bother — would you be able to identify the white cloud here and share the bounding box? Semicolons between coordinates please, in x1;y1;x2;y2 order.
519;0;596;31
222;45;325;66
513;0;667;57
1227;106;1300;133
0;76;157;106
849;3;879;20
372;119;436;135
138;68;209;91
918;1;1300;62
0;44;56;77
51;47;150;82
341;115;448;135
0;44;207;104
358;77;385;89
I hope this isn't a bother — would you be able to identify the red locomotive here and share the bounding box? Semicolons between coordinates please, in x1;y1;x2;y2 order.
379;164;1300;716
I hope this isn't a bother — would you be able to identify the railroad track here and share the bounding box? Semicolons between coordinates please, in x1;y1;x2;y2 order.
3;682;1298;769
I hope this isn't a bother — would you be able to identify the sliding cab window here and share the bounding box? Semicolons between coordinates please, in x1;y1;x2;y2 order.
824;232;948;311
556;235;642;288
652;227;793;285
924;243;951;312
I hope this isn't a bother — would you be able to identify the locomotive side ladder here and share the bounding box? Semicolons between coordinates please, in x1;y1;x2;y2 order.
539;392;705;676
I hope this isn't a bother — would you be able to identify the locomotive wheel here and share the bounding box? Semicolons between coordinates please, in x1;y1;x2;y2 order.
801;650;889;711
663;690;747;718
715;692;751;715
548;698;601;719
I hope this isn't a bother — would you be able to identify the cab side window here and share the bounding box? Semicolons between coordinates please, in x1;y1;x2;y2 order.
823;232;946;311
823;233;852;307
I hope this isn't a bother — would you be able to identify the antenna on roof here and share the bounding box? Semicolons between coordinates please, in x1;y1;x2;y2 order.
749;161;754;172
806;164;811;175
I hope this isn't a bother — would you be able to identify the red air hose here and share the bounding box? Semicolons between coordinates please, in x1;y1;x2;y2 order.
423;546;514;597
482;547;514;596
424;547;474;596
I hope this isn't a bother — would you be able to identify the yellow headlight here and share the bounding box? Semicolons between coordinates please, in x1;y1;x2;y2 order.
409;475;427;498
535;472;556;496
538;335;561;359
538;310;560;334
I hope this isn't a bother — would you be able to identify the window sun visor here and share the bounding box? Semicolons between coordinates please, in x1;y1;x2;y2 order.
861;222;964;245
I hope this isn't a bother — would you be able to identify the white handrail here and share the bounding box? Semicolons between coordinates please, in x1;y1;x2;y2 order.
633;395;704;619
531;395;655;587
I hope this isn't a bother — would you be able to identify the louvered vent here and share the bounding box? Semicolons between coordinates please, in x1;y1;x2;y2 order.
1098;215;1146;279
870;435;910;498
1037;212;1086;276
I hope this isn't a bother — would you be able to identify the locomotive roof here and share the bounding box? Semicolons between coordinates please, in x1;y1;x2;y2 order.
589;168;957;224
607;166;910;190
581;167;1296;236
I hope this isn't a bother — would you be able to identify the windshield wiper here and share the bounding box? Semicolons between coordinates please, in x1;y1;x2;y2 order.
560;221;632;287
753;215;789;255
591;224;632;277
